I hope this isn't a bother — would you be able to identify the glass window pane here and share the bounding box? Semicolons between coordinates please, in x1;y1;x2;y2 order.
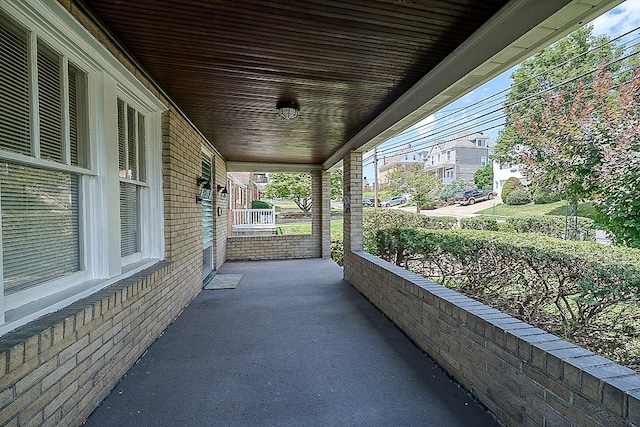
37;42;63;163
127;106;137;180
69;63;88;167
0;15;30;155
1;162;80;294
202;156;213;249
118;99;126;178
119;182;139;257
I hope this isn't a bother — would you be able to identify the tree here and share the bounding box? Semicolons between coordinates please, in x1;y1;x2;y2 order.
265;173;312;214
591;68;640;247
494;25;621;164
513;79;602;205
473;164;493;189
330;169;343;200
514;64;640;246
387;165;438;212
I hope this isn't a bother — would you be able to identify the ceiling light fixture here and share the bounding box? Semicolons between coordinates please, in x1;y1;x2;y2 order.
276;101;300;120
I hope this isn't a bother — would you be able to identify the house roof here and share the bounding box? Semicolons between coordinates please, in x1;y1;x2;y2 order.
78;0;620;171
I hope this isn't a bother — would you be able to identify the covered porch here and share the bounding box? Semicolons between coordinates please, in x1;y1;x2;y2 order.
1;1;636;427
84;258;497;426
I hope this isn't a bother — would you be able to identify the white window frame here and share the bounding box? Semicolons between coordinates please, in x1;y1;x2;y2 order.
0;0;166;334
481;156;487;166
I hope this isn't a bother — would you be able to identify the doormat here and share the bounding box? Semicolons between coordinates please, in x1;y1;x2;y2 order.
204;274;243;290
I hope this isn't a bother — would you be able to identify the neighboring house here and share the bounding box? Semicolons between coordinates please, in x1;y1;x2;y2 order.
424;132;494;185
227;172;268;209
378;148;425;189
493;161;530;194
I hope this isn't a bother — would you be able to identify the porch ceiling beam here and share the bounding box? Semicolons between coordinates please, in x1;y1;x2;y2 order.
323;0;622;170
226;162;324;173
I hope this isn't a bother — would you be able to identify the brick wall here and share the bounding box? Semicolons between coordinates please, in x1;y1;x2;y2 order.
226;235;320;260
345;250;640;427
0;2;223;426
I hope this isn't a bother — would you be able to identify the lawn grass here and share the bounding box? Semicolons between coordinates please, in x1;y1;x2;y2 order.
276;219;343;238
266;198;343;216
476;200;599;220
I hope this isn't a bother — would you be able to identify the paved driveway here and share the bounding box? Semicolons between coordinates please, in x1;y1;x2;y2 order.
396;197;502;219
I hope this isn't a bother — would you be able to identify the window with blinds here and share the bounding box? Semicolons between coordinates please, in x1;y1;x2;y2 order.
202;156;213;250
1;163;80;294
118;99;146;258
0;15;30;155
0;13;88;295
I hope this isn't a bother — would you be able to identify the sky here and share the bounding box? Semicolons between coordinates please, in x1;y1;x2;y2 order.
362;0;640;181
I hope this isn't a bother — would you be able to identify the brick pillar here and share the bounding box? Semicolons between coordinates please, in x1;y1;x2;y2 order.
311;170;331;258
321;170;331;258
343;151;363;254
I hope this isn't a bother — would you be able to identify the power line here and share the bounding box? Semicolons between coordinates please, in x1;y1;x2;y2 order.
367;34;640;162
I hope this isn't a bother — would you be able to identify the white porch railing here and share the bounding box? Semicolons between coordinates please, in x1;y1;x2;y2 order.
231;208;277;235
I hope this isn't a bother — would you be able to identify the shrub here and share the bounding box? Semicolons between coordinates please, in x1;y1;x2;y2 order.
331;238;343;266
532;187;558;204
252;200;273;209
362;209;457;254
438;180;467;200
418;197;437;210
506;215;595;241
374;227;640;366
500;176;522;200
505;188;531;205
460;217;512;232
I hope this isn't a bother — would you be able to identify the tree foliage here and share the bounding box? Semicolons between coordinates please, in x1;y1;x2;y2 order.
494;25;621;164
473;164;493;189
386;164;438;212
513;65;640;247
265;173;312;214
330;169;343;200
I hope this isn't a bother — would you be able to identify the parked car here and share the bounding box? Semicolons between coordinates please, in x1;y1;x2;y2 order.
454;189;494;205
379;196;406;207
362;198;376;207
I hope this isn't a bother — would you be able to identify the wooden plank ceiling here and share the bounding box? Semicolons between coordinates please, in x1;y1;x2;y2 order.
80;0;509;167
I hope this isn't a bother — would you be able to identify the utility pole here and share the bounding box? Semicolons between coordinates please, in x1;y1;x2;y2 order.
374;147;379;208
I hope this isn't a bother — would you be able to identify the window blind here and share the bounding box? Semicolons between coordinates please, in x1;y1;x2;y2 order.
0;15;30;155
1;162;80;294
118;99;146;258
119;182;139;257
37;42;63;163
126;105;137;180
202;157;213;249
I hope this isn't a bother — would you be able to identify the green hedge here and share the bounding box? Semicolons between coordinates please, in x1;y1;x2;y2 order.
252;200;273;209
375;227;640;365
460;217;512;232
461;215;596;241
330;209;458;266
363;209;457;254
506;215;595;241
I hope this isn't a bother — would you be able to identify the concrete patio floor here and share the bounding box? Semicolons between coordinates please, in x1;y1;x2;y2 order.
84;258;498;427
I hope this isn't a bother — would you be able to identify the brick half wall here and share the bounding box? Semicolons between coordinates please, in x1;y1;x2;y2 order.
0;261;203;426
344;250;640;427
226;235;320;260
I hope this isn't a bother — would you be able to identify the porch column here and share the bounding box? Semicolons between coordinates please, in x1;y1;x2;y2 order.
343;151;363;255
311;170;332;258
